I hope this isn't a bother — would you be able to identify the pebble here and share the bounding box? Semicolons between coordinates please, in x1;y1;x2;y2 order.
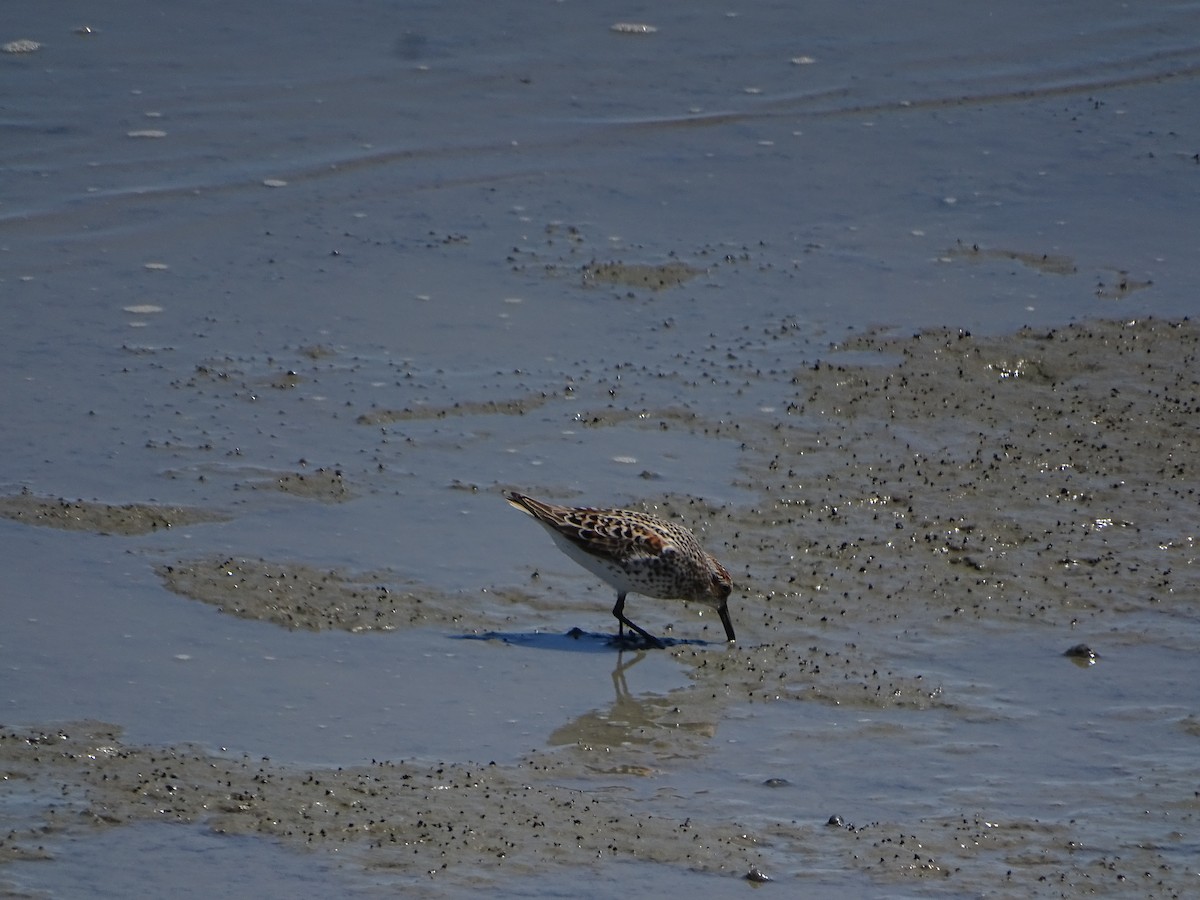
745;866;771;883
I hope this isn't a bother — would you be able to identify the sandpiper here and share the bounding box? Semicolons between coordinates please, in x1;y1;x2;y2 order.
503;490;735;645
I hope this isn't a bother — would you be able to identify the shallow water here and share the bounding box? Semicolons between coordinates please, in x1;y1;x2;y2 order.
1;521;696;765
1;824;370;900
4;0;1200;896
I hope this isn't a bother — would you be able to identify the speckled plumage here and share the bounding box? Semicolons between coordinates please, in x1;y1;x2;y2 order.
503;490;735;645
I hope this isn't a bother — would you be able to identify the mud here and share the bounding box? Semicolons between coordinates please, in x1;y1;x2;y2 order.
581;260;706;292
727;317;1199;629
0;492;227;536
504;225;750;296
155;557;463;632
356;396;552;426
0;722;762;882
5;318;1197;895
946;240;1078;276
250;468;352;502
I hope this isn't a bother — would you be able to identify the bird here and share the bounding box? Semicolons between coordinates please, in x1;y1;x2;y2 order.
502;490;735;646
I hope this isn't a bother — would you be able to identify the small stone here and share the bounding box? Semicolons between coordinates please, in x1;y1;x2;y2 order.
745;866;771;883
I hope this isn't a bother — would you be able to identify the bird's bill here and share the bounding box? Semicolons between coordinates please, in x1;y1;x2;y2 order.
718;601;736;643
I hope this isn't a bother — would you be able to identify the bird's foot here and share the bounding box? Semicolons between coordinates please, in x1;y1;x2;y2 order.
612;631;666;650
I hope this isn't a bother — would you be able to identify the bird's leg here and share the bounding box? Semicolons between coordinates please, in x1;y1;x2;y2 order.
612;592;664;649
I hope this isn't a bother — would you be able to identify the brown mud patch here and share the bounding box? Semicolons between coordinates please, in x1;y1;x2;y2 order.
572;405;708;430
160;464;354;503
1093;268;1154;300
236;467;352;502
945;241;1154;298
171;361;302;403
722;317;1199;633
674;639;944;711
581;259;705;291
503;220;753;294
0;722;764;881
946;240;1078;275
156;557;474;632
767;810;1188;894
0;492;227;536
2;719;1185;894
356;395;552;426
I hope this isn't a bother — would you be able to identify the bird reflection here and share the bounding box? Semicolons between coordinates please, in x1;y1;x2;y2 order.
546;650;717;759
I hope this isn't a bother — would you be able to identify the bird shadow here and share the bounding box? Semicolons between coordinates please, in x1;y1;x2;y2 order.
453;626;712;653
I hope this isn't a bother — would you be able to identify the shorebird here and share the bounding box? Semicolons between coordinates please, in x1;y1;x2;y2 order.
503;490;735;646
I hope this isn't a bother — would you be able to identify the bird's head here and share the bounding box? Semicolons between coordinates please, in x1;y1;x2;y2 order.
706;556;733;605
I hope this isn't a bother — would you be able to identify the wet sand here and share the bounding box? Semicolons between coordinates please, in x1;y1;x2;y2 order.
0;492;226;535
3;0;1199;896
4;319;1198;896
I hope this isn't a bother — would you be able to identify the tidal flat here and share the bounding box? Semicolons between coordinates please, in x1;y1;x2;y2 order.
3;319;1197;897
4;0;1198;894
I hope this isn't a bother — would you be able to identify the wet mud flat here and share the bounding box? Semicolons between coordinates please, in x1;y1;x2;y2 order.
3;318;1198;896
0;492;226;536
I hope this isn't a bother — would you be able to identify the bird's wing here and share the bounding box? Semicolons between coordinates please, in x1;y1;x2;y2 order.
504;491;670;563
557;508;670;563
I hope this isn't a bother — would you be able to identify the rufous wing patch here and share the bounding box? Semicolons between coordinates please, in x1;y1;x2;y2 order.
639;531;667;554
